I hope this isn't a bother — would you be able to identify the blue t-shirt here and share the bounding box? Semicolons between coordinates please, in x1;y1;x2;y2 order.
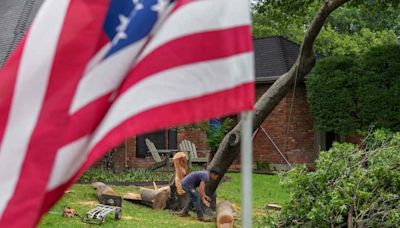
181;171;209;189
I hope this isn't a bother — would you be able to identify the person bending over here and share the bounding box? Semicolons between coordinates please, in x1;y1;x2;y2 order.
176;168;220;222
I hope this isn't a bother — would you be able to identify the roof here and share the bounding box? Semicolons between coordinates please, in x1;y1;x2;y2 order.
0;0;44;67
253;36;300;83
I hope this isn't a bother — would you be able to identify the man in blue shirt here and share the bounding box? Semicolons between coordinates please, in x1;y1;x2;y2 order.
176;168;220;222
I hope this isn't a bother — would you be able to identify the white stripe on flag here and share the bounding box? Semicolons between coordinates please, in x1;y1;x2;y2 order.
84;43;112;74
91;52;254;148
70;0;251;115
138;0;251;61
48;52;253;191
69;39;146;114
0;0;70;216
47;136;89;190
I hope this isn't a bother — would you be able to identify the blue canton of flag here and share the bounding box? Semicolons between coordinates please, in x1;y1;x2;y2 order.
103;0;173;58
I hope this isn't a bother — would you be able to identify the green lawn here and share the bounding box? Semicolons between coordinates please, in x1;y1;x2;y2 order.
39;173;288;227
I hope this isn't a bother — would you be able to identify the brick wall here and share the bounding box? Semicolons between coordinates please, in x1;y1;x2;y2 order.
94;83;318;171
233;83;317;170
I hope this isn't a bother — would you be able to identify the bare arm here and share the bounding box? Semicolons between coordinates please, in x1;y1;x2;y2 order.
199;181;210;207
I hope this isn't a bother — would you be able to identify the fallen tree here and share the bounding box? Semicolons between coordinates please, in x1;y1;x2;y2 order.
206;0;351;196
279;130;400;227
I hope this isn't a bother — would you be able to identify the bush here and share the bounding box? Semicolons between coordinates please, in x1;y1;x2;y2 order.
307;44;400;135
79;168;172;183
278;130;400;227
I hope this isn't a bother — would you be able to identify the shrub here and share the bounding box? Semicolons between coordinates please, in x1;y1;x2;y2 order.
79;168;172;183
307;44;400;135
278;130;400;227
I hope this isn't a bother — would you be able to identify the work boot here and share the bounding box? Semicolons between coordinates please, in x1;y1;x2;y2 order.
198;215;213;222
175;210;190;217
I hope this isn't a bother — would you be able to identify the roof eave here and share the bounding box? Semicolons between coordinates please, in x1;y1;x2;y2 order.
255;76;280;84
255;75;307;85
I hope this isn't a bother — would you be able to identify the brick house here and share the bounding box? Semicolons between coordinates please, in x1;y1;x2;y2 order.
100;36;326;171
0;1;327;172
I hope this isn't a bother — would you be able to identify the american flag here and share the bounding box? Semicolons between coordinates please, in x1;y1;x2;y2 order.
0;0;254;226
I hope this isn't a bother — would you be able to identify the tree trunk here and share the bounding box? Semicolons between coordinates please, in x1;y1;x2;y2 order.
206;0;351;196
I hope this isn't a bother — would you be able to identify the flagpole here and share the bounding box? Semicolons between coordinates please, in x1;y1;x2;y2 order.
241;111;253;227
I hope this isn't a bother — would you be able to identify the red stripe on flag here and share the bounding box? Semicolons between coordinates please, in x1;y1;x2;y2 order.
171;0;196;13
0;37;27;148
64;93;111;143
120;26;252;94
0;1;110;227
40;82;254;213
53;26;252;146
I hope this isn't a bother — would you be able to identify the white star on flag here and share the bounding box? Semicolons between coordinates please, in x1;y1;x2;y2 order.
132;0;144;11
112;14;129;44
151;0;169;13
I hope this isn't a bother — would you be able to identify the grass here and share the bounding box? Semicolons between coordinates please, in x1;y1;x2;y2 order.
39;173;288;227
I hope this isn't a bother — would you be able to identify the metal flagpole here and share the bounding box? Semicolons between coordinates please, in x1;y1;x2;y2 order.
241;111;253;227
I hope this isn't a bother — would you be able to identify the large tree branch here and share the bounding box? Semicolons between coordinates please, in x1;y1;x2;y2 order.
206;0;351;196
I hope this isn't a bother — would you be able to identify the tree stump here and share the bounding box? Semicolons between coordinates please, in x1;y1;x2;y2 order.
217;201;234;228
165;152;189;210
173;152;188;195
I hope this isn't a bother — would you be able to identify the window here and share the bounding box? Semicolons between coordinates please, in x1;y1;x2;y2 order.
135;129;177;158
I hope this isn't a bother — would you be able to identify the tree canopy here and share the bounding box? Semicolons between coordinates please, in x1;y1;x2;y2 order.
306;44;400;134
252;0;400;135
252;0;400;56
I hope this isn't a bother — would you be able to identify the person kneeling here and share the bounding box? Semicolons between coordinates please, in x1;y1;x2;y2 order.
176;168;220;222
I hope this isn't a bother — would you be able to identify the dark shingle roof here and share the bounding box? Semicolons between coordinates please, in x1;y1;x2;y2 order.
254;36;300;83
0;0;44;67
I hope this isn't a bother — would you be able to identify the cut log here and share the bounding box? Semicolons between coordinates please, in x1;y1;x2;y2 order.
90;182;122;206
91;182;118;201
123;193;141;200
217;201;234;228
134;186;171;210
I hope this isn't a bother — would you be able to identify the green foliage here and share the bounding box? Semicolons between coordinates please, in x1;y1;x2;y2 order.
252;0;400;57
315;27;398;56
307;44;400;134
181;118;233;152
204;118;233;152
278;131;400;227
79;168;172;183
